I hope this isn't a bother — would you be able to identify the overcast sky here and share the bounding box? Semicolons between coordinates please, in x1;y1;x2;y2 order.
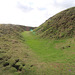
0;0;75;27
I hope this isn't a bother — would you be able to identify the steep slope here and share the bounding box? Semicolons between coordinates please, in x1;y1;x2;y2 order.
34;7;75;39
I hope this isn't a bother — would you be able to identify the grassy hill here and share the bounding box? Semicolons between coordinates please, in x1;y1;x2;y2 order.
0;24;38;75
0;7;75;75
34;7;75;39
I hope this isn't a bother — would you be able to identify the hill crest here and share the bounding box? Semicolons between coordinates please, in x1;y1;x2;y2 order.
34;7;75;39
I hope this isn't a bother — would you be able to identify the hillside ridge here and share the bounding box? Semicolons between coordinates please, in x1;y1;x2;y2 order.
34;7;75;39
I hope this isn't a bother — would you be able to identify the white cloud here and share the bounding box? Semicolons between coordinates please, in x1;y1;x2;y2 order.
0;0;75;27
17;2;34;12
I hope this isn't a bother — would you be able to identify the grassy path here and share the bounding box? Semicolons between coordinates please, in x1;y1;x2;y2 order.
0;31;75;75
22;31;75;63
22;31;62;62
21;31;75;75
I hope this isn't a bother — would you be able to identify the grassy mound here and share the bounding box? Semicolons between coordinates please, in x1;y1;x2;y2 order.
0;24;38;75
34;7;75;39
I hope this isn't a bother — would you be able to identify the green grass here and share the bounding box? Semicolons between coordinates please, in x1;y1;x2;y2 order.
0;24;75;75
21;31;75;75
22;31;75;63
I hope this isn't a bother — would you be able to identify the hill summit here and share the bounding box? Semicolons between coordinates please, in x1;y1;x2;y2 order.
34;7;75;39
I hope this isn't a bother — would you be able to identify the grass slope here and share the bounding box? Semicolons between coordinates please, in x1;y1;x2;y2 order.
0;11;75;75
1;24;75;75
22;31;75;75
34;7;75;39
0;24;39;75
